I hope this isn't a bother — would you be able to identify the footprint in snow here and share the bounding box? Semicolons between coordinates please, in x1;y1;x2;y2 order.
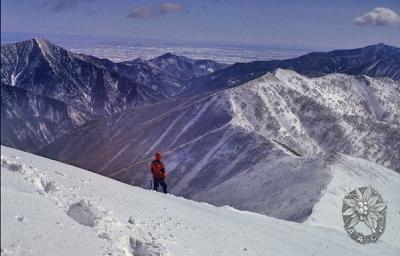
118;236;167;256
33;177;57;194
128;216;136;225
13;215;25;222
66;199;101;227
1;157;57;196
1;158;24;172
97;231;111;240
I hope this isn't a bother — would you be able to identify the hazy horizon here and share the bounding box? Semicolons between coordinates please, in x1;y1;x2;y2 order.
0;31;311;64
2;0;399;50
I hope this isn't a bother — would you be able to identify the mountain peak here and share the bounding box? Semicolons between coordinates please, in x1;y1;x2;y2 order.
28;38;58;58
33;37;49;43
160;52;178;58
273;68;300;77
149;52;189;64
152;52;185;61
2;38;53;49
32;37;58;49
364;43;397;51
1;38;62;59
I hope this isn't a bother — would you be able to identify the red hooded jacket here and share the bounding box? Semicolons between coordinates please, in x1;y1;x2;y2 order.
151;152;166;179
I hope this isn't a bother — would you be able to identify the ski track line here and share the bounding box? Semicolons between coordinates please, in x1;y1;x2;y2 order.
168;97;215;148
110;123;231;179
102;143;132;171
146;111;186;155
173;129;229;193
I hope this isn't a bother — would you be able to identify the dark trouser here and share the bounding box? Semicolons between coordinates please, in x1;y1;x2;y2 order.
153;177;167;194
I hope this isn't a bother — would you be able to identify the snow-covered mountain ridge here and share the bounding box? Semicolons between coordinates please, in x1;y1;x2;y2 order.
37;70;400;224
187;43;400;94
1;38;227;151
2;146;399;255
2;40;399;153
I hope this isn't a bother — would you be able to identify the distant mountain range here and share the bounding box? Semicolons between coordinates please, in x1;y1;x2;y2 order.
1;39;400;221
187;43;400;94
1;38;227;151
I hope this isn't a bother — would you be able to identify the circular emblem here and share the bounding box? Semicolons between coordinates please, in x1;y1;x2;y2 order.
342;186;386;244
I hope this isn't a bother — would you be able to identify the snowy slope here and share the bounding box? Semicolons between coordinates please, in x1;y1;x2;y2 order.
1;146;399;256
305;153;400;248
38;70;400;222
198;153;400;248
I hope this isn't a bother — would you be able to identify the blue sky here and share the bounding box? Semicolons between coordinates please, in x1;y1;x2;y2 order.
1;0;399;50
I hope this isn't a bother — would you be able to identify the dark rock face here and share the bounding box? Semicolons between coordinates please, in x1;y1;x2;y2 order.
1;39;228;151
1;83;74;152
1;39;152;119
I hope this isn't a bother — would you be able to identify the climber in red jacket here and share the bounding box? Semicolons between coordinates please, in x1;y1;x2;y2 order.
151;152;168;194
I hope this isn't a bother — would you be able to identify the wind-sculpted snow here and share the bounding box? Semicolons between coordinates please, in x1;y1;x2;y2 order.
1;146;399;255
38;70;400;224
1;147;169;256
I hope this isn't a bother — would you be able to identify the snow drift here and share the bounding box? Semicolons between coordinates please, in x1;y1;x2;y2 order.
1;146;399;255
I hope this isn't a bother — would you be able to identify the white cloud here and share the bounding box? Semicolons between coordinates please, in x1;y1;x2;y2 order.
127;6;152;19
354;7;400;26
127;2;184;19
159;2;184;14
